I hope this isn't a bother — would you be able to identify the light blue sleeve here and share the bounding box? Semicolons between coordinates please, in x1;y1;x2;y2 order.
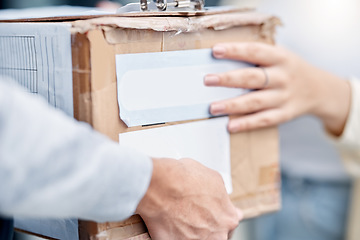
0;79;152;222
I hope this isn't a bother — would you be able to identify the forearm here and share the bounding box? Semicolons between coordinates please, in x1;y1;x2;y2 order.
0;80;152;222
310;68;352;136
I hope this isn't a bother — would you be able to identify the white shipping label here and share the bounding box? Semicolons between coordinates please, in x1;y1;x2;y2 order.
119;117;233;194
116;48;252;127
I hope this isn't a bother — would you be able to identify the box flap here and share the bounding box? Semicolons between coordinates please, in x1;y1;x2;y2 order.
71;11;280;35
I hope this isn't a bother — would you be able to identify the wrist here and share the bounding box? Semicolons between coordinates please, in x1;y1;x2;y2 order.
135;157;160;217
135;158;183;218
310;71;351;136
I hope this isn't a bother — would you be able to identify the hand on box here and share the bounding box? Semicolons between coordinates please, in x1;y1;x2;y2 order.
204;42;351;136
136;158;242;240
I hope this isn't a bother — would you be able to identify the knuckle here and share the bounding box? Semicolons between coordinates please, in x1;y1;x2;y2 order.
243;69;258;79
277;71;290;87
276;77;286;87
211;170;225;186
239;120;252;131
220;73;232;86
244;43;261;59
229;44;240;56
274;46;287;61
212;170;223;181
229;218;239;230
257;116;274;128
245;97;263;112
242;69;262;88
227;101;241;112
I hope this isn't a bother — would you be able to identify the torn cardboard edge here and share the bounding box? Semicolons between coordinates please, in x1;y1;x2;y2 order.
0;9;281;46
71;11;281;35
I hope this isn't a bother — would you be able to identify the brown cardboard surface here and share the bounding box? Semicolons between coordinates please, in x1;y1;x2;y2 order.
72;11;281;239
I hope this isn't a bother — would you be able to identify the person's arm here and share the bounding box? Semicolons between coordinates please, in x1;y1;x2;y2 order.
0;79;152;222
204;42;351;137
0;79;241;238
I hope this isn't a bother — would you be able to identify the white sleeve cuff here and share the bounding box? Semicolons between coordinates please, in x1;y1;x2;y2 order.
332;78;360;176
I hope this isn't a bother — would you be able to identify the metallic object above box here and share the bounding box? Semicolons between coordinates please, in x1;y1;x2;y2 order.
117;0;205;13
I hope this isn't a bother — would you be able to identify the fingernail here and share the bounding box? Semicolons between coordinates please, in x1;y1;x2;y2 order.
228;122;239;133
213;45;226;58
236;208;243;220
210;103;226;115
204;75;220;86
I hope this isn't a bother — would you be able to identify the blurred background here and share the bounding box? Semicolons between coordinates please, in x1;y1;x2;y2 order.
1;0;360;239
232;1;360;240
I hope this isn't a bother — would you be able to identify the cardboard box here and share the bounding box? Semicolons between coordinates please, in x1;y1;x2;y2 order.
0;9;281;240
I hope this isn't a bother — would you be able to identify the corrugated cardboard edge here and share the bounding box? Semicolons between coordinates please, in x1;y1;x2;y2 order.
79;215;146;240
72;33;93;124
71;11;281;38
